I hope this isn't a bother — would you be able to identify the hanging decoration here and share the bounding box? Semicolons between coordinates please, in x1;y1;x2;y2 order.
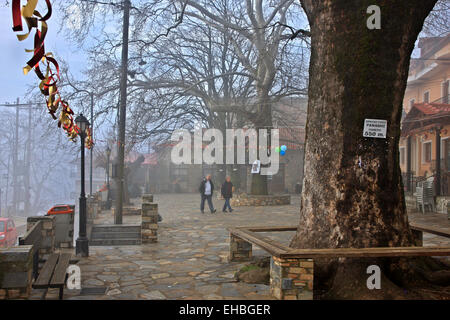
11;0;93;149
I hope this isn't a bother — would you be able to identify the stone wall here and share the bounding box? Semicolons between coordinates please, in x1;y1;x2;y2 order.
112;206;141;216
26;216;55;257
52;212;74;249
229;234;252;262
230;194;291;207
141;194;158;243
0;246;34;299
270;256;314;300
87;196;102;222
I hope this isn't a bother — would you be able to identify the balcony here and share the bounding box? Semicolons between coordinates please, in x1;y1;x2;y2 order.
430;158;450;172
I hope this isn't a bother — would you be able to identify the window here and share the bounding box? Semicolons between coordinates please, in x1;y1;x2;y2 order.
422;141;432;163
0;222;4;232
400;147;406;165
423;91;429;103
443;80;449;104
52;206;69;212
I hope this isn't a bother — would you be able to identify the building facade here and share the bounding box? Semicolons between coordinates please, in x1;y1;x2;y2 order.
400;35;450;196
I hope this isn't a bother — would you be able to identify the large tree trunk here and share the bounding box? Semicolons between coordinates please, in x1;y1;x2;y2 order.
291;0;438;299
251;90;272;195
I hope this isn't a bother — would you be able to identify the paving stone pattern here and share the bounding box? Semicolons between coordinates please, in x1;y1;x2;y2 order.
29;193;450;300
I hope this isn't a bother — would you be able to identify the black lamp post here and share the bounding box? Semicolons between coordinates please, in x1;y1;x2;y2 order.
106;145;112;209
75;113;90;257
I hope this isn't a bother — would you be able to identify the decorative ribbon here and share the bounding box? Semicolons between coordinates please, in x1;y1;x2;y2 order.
11;0;93;149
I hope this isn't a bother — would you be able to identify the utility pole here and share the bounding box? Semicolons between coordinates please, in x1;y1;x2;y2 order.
12;98;19;215
24;103;32;215
90;92;94;196
115;0;130;225
5;156;10;216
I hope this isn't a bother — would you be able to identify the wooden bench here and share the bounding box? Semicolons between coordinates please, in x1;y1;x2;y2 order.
19;221;78;300
228;224;450;300
409;222;450;242
32;253;73;300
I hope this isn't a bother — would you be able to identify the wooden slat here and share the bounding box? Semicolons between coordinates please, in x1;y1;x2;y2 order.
33;253;59;288
283;246;450;259
50;253;72;287
238;224;450;239
237;226;298;232
229;225;450;259
245;230;291;251
410;222;450;238
228;228;288;256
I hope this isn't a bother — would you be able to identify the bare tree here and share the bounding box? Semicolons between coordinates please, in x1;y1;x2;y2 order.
422;0;450;36
177;0;309;194
0;106;76;215
56;0;309;194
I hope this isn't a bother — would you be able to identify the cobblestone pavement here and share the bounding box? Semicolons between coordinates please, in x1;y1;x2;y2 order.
32;193;450;300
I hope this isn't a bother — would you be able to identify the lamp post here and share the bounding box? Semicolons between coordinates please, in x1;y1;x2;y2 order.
106;145;111;210
75;113;90;257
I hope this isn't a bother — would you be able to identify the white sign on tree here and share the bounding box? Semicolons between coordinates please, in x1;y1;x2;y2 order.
251;160;261;174
363;119;387;139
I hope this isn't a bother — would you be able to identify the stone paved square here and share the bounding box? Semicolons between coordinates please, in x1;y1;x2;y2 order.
30;193;448;300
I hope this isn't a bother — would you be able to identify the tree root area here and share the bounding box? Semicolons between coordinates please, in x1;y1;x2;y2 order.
316;256;450;300
235;256;450;299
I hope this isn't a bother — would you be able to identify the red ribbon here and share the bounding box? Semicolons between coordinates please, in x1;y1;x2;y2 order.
11;0;94;147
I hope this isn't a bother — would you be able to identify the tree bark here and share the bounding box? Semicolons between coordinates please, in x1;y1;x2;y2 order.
251;96;273;195
290;0;438;298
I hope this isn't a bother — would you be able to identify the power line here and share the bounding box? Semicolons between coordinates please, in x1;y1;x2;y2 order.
0;102;46;109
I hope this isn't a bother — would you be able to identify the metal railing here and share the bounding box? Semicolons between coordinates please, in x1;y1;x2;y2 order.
431;158;450;172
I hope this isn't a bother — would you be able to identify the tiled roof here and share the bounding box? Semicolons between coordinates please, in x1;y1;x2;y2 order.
401;103;450;136
413;103;450;115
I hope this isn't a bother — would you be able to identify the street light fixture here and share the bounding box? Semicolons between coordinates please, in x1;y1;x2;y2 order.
75;113;90;257
105;145;112;210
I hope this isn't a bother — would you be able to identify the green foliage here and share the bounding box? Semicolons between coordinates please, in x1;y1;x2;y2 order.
239;264;260;273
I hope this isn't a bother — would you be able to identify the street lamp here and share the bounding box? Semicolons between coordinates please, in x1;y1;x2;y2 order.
105;145;111;209
75;113;90;257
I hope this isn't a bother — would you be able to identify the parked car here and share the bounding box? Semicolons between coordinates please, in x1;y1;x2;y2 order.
0;218;18;248
47;204;74;216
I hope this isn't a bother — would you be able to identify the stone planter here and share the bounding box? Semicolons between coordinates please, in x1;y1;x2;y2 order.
0;246;34;300
229;194;291;207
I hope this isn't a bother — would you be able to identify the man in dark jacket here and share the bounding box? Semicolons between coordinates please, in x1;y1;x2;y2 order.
221;176;234;213
199;174;216;214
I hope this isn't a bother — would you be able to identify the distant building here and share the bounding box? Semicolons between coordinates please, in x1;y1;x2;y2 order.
400;35;450;195
140;97;307;194
71;158;107;200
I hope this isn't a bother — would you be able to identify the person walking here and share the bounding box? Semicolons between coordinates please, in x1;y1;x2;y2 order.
221;176;234;213
199;174;216;214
